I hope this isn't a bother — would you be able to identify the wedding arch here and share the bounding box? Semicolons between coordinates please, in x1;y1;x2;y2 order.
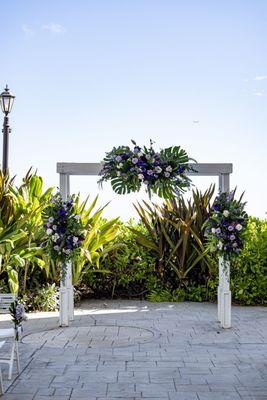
57;162;233;329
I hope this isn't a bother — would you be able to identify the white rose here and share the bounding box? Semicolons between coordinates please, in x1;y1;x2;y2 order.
137;152;143;157
46;228;53;235
117;163;123;169
211;228;216;233
223;210;230;217
217;241;223;250
164;172;170;178
155;166;162;173
73;236;78;244
52;225;57;230
52;234;59;242
138;174;144;180
53;245;60;251
117;171;121;176
166;166;172;172
235;224;242;231
48;217;54;223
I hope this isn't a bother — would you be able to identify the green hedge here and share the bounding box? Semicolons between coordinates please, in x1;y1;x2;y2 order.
231;217;267;305
80;217;267;305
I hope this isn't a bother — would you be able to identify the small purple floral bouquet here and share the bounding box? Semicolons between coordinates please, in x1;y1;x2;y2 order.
9;301;27;340
44;193;85;281
206;190;248;259
99;140;194;199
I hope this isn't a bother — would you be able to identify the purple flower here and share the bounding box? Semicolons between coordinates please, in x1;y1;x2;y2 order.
228;225;234;231
230;234;235;241
58;208;66;217
15;304;25;320
215;228;221;235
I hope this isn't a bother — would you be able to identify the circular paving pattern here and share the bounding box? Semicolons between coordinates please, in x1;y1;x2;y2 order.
22;324;156;349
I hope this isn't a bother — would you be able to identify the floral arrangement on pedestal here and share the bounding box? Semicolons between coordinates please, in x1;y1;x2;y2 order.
9;301;27;340
44;193;85;282
99;140;194;199
205;190;248;259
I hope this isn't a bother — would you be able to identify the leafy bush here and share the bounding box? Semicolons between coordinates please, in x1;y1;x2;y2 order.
81;220;156;299
231;217;267;305
21;283;59;312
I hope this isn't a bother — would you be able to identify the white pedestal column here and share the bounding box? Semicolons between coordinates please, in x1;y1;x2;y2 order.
60;280;69;326
218;256;231;328
66;263;74;321
59;262;74;326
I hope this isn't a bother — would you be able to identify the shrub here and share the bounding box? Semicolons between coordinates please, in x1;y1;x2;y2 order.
21;283;59;312
231;217;267;305
80;220;156;299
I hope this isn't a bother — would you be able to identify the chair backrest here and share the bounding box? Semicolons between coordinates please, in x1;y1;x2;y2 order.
0;294;17;314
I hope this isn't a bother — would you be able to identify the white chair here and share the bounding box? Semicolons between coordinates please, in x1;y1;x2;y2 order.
0;328;21;379
0;294;21;379
0;340;6;394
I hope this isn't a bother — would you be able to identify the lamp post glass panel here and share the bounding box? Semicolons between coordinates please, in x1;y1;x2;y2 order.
0;85;15;174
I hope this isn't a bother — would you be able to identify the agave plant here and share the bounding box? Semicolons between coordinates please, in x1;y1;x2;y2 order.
132;185;216;289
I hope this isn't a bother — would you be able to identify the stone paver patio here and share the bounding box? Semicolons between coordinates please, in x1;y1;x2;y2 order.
0;300;267;399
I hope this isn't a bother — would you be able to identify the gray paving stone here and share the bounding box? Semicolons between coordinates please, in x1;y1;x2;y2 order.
0;300;267;399
168;393;199;400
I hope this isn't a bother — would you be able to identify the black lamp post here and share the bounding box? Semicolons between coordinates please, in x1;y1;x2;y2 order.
0;85;15;174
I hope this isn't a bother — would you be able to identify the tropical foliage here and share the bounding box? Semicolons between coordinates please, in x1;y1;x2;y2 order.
99;140;194;198
0;170;266;308
0;171;52;294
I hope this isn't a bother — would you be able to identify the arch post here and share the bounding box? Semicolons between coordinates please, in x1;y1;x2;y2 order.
59;173;74;326
218;173;231;328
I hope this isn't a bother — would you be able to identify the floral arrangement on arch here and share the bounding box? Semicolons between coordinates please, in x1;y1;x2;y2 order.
206;190;248;259
44;193;85;281
9;300;27;340
99;140;194;199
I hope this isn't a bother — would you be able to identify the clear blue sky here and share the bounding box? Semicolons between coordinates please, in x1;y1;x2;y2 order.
1;0;266;219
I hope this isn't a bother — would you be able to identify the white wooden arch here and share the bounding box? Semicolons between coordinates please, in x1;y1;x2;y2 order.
57;162;233;329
